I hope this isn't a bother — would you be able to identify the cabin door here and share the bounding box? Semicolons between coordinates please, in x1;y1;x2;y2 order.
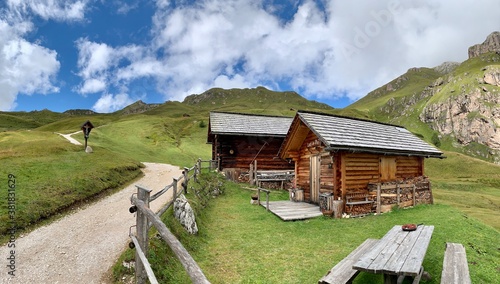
310;155;321;203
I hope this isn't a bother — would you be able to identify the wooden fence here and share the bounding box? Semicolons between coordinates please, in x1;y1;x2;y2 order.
129;158;216;284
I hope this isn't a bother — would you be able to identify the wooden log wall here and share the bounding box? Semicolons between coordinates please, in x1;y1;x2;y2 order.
396;156;423;179
294;131;335;202
214;135;293;171
342;153;380;196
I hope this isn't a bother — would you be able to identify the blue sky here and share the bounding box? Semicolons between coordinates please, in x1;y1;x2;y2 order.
1;0;499;113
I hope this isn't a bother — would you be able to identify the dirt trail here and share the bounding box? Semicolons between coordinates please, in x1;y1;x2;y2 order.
0;163;182;284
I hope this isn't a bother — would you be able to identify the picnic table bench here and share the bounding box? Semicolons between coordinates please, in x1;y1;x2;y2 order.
441;242;471;284
319;239;378;284
353;225;434;284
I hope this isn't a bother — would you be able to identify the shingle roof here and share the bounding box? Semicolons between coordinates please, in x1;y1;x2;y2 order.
209;112;293;136
298;111;443;157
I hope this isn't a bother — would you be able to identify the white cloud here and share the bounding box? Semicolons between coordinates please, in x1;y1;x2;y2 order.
6;0;88;21
72;0;500;108
92;93;134;113
0;19;60;111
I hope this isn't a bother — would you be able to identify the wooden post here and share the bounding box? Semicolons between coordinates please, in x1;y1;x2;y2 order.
396;183;400;208
376;184;381;215
197;158;202;175
412;184;416;206
173;178;178;203
193;163;198;183
257;187;261;205
132;197;210;283
183;167;189;194
135;185;151;284
249;163;254;186
265;191;269;211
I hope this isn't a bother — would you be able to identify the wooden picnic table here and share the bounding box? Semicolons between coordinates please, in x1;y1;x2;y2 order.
352;225;434;284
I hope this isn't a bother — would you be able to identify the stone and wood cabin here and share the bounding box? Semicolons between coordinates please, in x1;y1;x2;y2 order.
207;112;295;179
278;111;443;213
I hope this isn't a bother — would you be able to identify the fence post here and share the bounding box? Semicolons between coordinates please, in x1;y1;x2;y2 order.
376;184;381;215
194;163;198;183
183;167;189;194
197;158;202;175
249;163;254;186
136;185;151;284
173;178;178;203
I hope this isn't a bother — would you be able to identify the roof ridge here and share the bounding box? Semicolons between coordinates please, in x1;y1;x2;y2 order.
296;110;403;128
210;111;293;119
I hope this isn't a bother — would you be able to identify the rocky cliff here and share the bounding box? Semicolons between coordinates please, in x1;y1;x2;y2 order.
468;31;500;58
420;52;500;161
348;31;500;163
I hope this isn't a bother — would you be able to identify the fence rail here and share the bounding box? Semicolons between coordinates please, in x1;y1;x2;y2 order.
129;158;216;284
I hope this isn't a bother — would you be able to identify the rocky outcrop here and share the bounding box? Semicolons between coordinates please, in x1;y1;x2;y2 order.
420;86;500;158
174;194;198;234
483;66;500;86
468;31;500;58
433;62;460;75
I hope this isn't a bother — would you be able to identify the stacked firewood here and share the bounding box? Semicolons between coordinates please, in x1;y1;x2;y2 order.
367;176;433;211
346;203;372;216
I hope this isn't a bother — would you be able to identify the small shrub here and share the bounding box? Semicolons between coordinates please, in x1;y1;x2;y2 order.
431;132;441;147
198;120;206;128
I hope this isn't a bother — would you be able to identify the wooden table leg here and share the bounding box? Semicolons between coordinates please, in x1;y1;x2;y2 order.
384;274;398;284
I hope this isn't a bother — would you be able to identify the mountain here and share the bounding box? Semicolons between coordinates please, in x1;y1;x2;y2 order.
182;86;334;116
118;100;162;115
345;31;500;163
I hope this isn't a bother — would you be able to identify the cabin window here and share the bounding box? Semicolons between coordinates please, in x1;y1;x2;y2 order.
380;157;396;181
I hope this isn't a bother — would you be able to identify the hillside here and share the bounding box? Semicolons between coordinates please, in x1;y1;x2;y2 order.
345;31;500;163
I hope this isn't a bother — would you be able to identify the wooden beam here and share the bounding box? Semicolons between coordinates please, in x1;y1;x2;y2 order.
132;197;210;284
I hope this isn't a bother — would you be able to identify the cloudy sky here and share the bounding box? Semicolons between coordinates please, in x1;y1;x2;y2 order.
0;0;499;113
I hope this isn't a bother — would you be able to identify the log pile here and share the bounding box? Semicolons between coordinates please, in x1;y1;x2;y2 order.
346;203;373;216
367;176;433;213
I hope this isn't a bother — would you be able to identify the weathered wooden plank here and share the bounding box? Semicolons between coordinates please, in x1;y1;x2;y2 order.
319;239;379;284
132;197;211;284
399;226;434;276
365;229;408;273
382;226;425;275
260;201;322;221
353;226;402;273
441;243;471;284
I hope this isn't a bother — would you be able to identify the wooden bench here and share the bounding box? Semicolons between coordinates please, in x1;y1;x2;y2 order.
345;192;374;216
441;242;471;284
319;239;378;284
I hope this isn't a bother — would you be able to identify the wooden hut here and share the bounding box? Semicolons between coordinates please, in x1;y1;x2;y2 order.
207;112;294;179
279;111;443;212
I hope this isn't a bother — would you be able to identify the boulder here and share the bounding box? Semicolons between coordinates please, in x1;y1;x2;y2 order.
85;146;93;153
174;194;198;234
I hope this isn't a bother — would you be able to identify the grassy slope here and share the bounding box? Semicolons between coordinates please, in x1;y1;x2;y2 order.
426;152;500;231
0;130;142;237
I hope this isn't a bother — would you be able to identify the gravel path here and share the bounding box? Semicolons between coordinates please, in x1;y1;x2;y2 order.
0;163;182;283
56;131;83;146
